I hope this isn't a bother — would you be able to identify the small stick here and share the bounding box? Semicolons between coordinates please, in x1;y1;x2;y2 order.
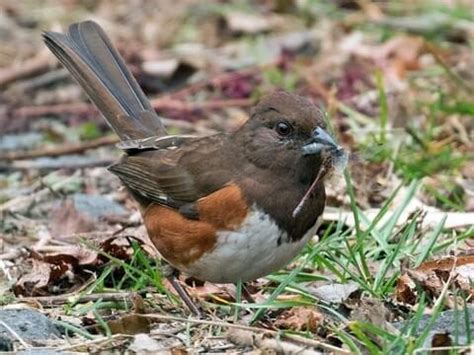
0;158;115;171
0;173;79;213
12;68;70;93
19;290;155;306
12;98;253;120
12;102;95;119
227;328;316;355
292;162;328;218
0;51;54;88
151;97;254;111
0;135;118;161
140;313;348;353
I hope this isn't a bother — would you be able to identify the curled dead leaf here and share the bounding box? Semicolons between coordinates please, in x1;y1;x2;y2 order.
13;235;155;296
396;255;474;305
50;199;97;240
274;307;324;332
50;194;127;240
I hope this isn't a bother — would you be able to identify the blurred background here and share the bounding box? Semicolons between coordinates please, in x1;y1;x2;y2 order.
1;0;472;210
0;1;473;352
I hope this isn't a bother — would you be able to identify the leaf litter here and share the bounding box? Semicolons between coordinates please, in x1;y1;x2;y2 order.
0;0;473;353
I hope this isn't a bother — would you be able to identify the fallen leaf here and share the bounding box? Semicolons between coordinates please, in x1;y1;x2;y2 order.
12;235;154;296
14;259;52;292
308;282;359;304
274;307;324;332
431;332;453;349
50;194;127;239
396;255;474;305
227;328;319;354
107;314;150;335
128;334;162;353
86;294;151;335
394;274;417;305
189;282;236;302
349;298;400;349
50;199;96;239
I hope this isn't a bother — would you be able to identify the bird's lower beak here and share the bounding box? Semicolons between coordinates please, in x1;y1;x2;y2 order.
302;127;343;156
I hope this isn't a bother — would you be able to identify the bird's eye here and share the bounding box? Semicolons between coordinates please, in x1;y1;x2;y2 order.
275;121;292;136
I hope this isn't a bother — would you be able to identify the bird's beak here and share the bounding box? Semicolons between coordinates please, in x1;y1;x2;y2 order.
302;127;342;156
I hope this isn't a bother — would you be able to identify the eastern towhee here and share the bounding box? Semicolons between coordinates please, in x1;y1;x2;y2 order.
43;21;346;314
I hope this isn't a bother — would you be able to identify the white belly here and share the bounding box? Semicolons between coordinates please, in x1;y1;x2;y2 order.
181;208;321;283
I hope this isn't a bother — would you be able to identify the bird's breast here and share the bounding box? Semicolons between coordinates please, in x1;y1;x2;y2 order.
183;208;321;283
143;183;321;283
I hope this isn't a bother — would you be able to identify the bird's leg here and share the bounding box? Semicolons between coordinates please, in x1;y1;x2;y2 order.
234;279;243;321
241;282;255;304
163;264;202;317
234;281;255;321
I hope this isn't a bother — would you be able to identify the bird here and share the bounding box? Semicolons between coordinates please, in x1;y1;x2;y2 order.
43;20;346;315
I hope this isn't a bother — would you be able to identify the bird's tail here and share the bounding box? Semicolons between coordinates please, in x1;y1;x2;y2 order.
43;21;166;140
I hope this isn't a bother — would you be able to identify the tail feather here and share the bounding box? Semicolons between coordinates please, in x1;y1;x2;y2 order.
43;21;166;140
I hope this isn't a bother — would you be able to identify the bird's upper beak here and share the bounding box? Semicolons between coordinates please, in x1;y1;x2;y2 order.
302;127;343;156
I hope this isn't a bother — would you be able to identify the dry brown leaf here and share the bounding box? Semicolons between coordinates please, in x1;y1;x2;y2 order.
226;328;316;355
50;199;97;239
12;235;153;296
274;307;324;332
349;297;400;349
13;252;83;296
431;332;453;350
395;274;417;305
189;282;236;302
396;255;474;305
107;294;150;335
107;314;151;335
15;259;52;291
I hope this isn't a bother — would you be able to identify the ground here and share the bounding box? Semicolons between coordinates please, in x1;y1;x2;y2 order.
0;0;473;353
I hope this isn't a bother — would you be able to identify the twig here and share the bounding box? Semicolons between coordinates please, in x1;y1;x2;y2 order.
0;157;115;171
12;98;253;120
0;51;54;88
0;135;119;161
227;328;319;354
0;173;80;213
152;97;254;111
11;68;70;93
140;313;348;353
19;290;156;307
12;102;95;119
55;333;131;351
